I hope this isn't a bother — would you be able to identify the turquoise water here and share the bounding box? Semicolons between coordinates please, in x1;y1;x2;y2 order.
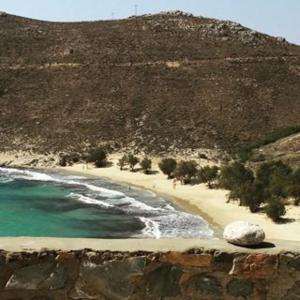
0;167;214;239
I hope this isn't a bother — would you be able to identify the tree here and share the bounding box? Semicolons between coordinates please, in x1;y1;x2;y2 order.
198;166;219;188
127;154;139;172
86;147;107;168
158;158;177;179
256;160;292;187
288;169;300;205
228;181;265;212
174;160;198;184
220;162;254;190
140;157;152;174
256;160;292;200
117;155;127;171
265;196;286;222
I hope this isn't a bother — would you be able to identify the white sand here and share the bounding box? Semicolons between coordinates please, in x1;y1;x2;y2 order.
62;154;300;242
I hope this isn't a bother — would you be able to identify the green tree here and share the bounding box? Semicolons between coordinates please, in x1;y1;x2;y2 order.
158;158;177;179
140;157;152;174
288;169;300;205
117;155;127;171
228;181;265;212
174;160;198;184
256;160;291;187
198;166;219;188
265;196;286;222
256;160;292;200
220;162;254;190
127;154;139;172
86;147;107;168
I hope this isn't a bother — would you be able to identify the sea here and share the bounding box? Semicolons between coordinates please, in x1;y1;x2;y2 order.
0;167;214;239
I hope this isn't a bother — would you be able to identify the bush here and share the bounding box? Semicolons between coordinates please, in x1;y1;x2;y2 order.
220;162;254;190
174;160;198;184
86;147;107;168
158;158;177;179
229;181;265;212
288;169;300;205
117;155;127;171
265;197;286;222
58;156;67;167
127;154;139;172
198;166;219;188
256;160;292;199
140;157;152;174
236;126;300;162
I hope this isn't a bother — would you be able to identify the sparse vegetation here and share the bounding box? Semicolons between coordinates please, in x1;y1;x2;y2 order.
140;157;152;174
159;158;177;179
236;126;300;162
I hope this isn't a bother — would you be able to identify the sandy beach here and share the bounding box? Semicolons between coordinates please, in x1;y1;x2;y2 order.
1;152;300;241
59;154;300;242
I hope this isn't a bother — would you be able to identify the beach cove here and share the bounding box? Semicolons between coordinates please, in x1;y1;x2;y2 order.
62;153;300;242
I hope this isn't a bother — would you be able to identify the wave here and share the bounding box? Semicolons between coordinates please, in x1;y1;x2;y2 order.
67;192;114;208
139;217;161;239
0;167;214;239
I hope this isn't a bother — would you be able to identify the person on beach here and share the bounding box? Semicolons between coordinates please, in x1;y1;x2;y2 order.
172;178;177;190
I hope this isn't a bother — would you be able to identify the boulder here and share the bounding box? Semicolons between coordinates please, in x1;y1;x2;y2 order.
223;221;265;246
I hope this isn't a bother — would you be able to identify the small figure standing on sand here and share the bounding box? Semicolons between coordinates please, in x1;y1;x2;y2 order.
172;178;177;190
128;184;131;191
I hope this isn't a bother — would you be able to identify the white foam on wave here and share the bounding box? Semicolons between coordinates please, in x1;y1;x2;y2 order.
0;167;215;239
0;167;53;181
0;177;13;184
0;167;162;212
139;217;161;239
68;192;114;208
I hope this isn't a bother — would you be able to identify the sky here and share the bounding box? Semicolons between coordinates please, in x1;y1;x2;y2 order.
0;0;299;45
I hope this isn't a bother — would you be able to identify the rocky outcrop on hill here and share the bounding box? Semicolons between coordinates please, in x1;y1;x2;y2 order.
0;11;300;154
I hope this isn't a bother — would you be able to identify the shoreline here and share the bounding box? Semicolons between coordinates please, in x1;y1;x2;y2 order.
57;167;223;238
1;152;300;241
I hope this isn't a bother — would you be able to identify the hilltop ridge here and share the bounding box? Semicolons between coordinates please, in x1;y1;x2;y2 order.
0;11;300;154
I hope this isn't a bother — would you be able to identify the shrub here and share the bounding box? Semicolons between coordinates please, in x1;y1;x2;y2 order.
256;160;292;199
220;162;254;190
58;156;67;167
265;197;286;222
229;181;265;212
158;158;177;179
86;147;107;168
127;154;139;172
117;155;127;170
256;160;291;187
174;160;198;184
140;157;152;174
198;166;219;188
288;169;300;205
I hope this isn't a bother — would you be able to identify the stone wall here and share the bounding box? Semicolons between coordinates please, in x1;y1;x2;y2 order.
0;238;299;300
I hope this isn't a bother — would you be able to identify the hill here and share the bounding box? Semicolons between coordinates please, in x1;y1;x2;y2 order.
0;11;300;154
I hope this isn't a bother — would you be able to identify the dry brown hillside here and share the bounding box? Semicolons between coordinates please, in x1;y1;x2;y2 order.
0;11;300;154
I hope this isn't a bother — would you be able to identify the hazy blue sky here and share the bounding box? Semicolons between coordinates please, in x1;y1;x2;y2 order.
0;0;299;44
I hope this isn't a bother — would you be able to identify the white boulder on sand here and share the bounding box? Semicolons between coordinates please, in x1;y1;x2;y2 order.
223;221;265;246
